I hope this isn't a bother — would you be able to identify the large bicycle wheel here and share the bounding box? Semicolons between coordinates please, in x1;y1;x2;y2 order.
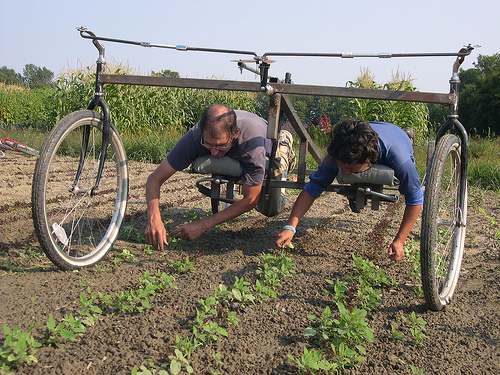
32;110;129;270
420;134;467;311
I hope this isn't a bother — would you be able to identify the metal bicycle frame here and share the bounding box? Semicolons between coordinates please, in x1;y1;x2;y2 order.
77;28;473;210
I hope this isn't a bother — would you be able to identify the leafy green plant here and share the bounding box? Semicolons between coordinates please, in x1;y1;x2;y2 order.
113;248;136;266
143;245;155;256
409;364;425;374
254;278;277;302
324;277;381;311
132;360;170;375
123;225;146;243
43;314;83;346
113;289;152;313
402;311;429;346
351;255;394;287
255;251;296;288
77;288;103;326
305;302;374;369
391;323;405;341
169;256;196;274
287;347;337;374
169;348;194;374
230;276;256;308
172;335;202;359
1;324;42;371
404;239;424;297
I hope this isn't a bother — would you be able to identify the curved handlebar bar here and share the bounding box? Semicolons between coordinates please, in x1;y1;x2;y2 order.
78;27;105;57
77;27;476;65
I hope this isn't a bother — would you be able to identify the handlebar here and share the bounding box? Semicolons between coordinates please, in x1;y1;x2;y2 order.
77;27;476;65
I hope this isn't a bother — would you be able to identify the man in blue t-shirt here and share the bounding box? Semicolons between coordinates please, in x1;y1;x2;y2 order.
145;103;294;251
276;118;423;261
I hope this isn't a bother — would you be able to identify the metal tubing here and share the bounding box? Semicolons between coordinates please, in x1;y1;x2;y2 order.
99;74;452;104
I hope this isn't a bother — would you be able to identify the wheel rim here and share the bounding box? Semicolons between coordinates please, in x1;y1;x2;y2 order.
42;117;128;267
433;142;466;303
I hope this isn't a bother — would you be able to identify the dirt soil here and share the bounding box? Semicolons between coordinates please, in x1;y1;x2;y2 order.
0;153;499;375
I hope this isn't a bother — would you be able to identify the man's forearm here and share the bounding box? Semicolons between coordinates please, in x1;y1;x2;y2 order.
395;204;422;243
146;180;160;217
286;190;316;228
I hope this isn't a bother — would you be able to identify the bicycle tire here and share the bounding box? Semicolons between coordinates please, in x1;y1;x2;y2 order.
32;110;129;270
420;134;467;311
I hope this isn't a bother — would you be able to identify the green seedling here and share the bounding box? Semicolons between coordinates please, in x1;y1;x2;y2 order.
169;348;194;374
143;245;155;256
113;289;151;313
230;276;255;307
351;255;394;287
402;311;429;346
113;248;136;265
391;323;405;341
192;319;228;345
123;225;146;243
254;278;277;302
256;252;296;288
77;288;102;326
325;277;381;311
169;256;196;274
1;324;42;371
20;247;40;259
287;347;337;374
44;314;77;346
132;362;169;375
409;364;425;374
305;302;374;370
185;210;209;222
172;335;202;359
212;351;224;365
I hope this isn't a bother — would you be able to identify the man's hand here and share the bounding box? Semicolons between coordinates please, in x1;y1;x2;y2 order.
276;229;294;248
145;159;177;251
170;221;206;241
145;216;168;251
388;240;405;261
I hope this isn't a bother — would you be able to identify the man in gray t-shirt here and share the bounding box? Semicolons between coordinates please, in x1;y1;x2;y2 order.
145;103;292;251
167;109;272;187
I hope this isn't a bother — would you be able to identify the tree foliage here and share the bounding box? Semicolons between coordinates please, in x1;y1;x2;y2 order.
22;64;54;88
459;53;500;136
0;64;54;88
151;69;180;78
0;66;23;85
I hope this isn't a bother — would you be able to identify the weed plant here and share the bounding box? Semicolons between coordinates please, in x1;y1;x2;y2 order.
0;324;41;371
134;252;296;374
290;256;395;373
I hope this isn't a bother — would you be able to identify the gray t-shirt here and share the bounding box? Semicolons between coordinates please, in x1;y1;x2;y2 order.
167;110;272;186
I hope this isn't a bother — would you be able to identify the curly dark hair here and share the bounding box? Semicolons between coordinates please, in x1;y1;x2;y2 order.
327;118;379;165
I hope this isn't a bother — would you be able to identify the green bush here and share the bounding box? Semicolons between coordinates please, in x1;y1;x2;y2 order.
468;136;500;191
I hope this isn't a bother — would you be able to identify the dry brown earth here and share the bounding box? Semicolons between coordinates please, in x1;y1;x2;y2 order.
0;153;499;374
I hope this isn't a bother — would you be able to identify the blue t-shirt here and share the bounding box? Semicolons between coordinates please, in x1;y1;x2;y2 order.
167;110;272;186
305;122;424;206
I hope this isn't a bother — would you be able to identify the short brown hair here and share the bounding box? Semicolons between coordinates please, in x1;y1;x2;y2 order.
199;104;237;138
